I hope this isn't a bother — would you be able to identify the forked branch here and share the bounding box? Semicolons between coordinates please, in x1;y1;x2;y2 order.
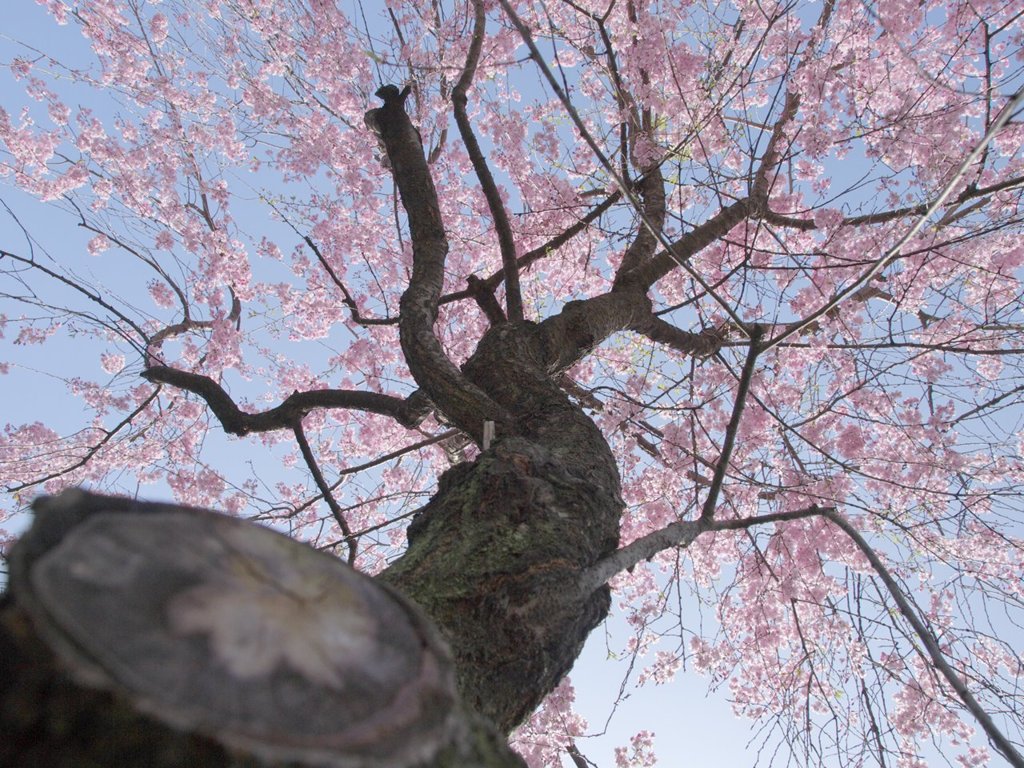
368;84;510;441
497;0;752;332
438;190;621;305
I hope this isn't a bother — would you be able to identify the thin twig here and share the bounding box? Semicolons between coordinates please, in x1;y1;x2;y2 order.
438;191;621;304
5;388;162;493
496;0;751;332
766;87;1024;351
263;198;398;325
0;248;148;353
290;428;461;516
292;417;357;565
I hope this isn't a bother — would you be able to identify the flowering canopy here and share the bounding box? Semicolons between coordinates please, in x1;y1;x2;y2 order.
1;0;1023;766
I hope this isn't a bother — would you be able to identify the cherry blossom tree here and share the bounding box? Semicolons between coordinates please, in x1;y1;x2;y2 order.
1;0;1023;765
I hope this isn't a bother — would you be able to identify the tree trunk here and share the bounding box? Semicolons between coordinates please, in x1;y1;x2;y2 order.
381;320;624;732
368;85;631;734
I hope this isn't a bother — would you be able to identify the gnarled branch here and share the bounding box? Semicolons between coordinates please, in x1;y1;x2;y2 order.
141;365;430;434
631;314;727;358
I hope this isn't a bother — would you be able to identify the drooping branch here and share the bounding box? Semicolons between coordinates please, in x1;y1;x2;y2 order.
452;0;523;322
582;493;1024;765
4;388;162;494
367;85;510;442
821;508;1024;768
140;365;430;434
2;233;245;376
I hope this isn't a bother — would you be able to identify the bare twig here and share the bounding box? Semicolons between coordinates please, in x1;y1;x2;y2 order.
292;417;357;565
281;428;460;521
265;199;398;326
302;234;398;326
763;173;1024;231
